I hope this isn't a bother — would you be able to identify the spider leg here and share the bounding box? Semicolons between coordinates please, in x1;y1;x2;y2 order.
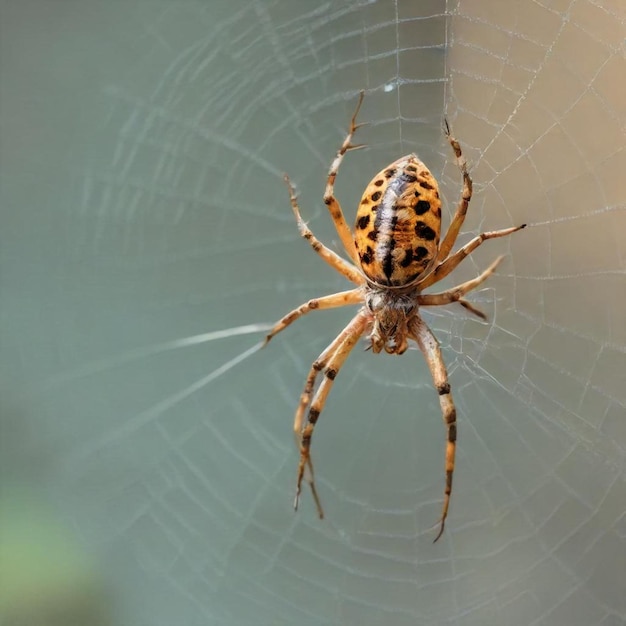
411;316;456;543
416;224;526;290
432;121;473;266
284;174;365;285
417;255;504;320
323;90;367;265
290;324;355;506
294;312;369;517
457;299;488;321
264;288;363;345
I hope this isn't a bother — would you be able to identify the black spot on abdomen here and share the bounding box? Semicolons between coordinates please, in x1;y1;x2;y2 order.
399;248;413;267
414;246;429;261
419;176;434;190
357;214;370;229
414;200;430;215
415;221;436;241
361;246;374;265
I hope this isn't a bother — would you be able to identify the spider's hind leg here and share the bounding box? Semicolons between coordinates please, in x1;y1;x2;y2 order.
411;316;456;542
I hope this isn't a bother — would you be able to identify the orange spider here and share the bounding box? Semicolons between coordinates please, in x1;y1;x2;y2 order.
264;92;525;541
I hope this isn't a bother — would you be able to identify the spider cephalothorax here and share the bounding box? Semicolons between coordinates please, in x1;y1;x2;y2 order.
365;287;417;355
264;91;525;541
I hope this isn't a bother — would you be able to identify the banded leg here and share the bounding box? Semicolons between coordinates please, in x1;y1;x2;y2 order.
295;312;369;517
430;121;473;267
264;288;363;345
323;91;367;265
290;312;370;517
285;174;365;285
412;316;456;543
417;255;504;320
416;223;526;290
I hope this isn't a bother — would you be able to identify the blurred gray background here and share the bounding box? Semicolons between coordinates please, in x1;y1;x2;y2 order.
1;1;625;625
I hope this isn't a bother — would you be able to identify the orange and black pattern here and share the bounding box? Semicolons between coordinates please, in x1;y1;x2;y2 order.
354;155;442;287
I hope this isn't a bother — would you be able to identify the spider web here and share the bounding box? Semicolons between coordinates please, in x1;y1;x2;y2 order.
1;1;625;625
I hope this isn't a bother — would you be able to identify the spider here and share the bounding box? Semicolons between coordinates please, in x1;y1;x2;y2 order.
264;91;525;541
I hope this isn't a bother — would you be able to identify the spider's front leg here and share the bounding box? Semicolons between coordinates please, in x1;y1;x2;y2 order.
283;174;365;285
432;120;473;265
323;91;367;265
412;316;456;542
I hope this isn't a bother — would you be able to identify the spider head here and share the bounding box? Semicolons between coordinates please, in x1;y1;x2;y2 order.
365;289;418;355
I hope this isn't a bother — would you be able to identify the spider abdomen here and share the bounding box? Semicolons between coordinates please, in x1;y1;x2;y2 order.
354;154;442;287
